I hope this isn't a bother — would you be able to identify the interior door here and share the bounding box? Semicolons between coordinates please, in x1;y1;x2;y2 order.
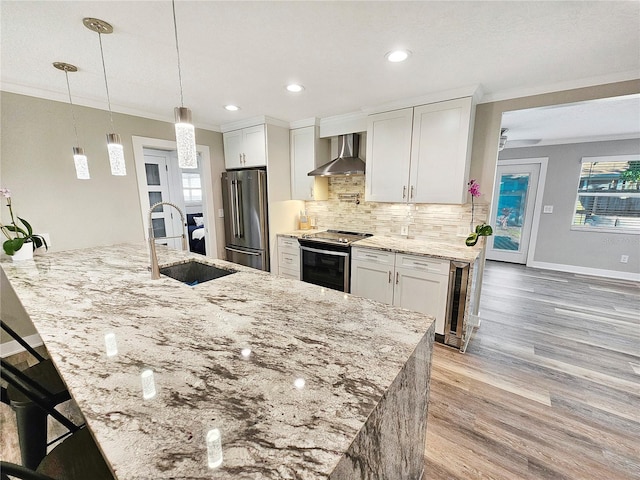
487;162;541;264
143;150;181;250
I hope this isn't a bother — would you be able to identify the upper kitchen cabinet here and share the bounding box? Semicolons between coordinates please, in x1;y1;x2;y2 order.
365;97;475;204
290;126;329;201
223;124;267;169
365;108;414;202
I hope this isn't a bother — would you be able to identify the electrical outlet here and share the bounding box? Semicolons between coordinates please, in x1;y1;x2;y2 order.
620;255;629;263
543;205;554;214
41;233;51;246
218;209;224;218
400;225;409;236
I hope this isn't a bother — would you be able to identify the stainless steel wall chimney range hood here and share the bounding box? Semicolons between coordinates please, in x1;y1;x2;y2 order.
308;133;365;176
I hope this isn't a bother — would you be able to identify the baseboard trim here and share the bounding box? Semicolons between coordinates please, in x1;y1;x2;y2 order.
0;333;43;358
527;260;640;282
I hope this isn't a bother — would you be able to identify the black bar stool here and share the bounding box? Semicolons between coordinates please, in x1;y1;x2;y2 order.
1;320;81;470
1;427;115;480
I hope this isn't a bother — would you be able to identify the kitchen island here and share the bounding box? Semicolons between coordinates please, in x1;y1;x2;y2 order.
1;244;434;479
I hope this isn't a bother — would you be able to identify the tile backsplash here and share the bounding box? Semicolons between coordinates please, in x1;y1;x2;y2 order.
304;176;488;242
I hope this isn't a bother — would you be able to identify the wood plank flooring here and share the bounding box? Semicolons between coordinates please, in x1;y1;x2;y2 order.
424;260;640;480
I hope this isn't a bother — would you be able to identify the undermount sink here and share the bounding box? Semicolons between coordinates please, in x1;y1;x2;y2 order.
159;260;236;286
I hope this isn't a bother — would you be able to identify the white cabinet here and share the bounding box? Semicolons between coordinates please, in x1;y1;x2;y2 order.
290;126;329;201
350;248;395;304
365;108;413;202
278;236;300;280
351;247;449;335
365;97;474;204
223;125;267;169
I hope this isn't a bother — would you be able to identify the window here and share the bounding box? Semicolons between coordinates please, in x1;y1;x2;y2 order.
573;155;640;233
182;172;202;204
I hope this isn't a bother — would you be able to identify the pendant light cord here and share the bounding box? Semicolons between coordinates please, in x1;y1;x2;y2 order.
97;31;115;130
63;69;80;146
172;0;185;108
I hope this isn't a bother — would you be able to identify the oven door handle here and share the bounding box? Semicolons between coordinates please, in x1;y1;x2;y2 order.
300;245;349;257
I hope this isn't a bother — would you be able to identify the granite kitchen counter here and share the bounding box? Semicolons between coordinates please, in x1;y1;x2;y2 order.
279;231;482;263
351;236;482;263
1;244;434;479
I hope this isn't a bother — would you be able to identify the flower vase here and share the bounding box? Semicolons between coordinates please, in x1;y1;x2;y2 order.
11;245;34;262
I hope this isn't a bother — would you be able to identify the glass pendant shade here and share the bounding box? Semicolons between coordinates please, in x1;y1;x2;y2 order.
73;147;90;180
175;107;197;169
106;133;126;176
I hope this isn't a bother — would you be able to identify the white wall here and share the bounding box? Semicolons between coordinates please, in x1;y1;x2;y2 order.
499;139;640;277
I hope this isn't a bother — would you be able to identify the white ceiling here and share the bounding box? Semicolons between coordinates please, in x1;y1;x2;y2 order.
1;1;639;141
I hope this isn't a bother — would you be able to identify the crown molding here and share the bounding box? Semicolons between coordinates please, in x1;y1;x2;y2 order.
361;85;482;115
0;83;221;132
504;133;640;149
289;117;321;129
220;115;289;132
478;71;640;104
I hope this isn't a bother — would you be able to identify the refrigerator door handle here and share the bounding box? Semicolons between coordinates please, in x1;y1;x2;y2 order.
225;246;261;256
235;179;243;238
229;180;238;238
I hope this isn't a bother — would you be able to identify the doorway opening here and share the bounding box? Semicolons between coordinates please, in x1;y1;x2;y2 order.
132;136;217;258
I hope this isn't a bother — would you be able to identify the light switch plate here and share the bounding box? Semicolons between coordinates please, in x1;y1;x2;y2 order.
543;205;553;214
400;225;409;236
218;209;224;218
620;255;629;263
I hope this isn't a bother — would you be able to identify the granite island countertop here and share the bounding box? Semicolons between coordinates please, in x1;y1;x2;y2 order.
1;244;434;479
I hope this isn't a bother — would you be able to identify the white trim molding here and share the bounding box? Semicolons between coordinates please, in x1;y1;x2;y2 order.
528;260;640;282
0;333;43;358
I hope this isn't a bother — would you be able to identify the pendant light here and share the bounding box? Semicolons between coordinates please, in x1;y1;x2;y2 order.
171;0;197;169
53;62;90;180
83;17;126;176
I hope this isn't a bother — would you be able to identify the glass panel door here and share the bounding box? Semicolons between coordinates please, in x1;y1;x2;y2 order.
487;162;540;264
493;173;530;252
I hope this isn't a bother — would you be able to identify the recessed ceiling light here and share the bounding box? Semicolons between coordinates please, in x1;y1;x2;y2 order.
386;50;411;62
286;84;304;93
224;104;240;111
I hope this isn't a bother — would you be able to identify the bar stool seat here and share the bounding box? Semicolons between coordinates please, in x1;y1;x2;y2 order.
0;427;115;480
36;427;114;480
6;360;73;470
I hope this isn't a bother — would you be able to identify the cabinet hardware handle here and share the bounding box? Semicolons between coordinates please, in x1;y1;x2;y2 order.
242;153;246;164
403;186;407;199
395;272;399;284
388;271;391;283
239;153;242;163
410;185;414;199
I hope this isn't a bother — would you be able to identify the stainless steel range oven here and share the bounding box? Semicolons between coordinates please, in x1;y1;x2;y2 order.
298;230;372;293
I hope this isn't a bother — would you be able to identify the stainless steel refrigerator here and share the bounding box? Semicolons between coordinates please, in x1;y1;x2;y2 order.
221;169;270;271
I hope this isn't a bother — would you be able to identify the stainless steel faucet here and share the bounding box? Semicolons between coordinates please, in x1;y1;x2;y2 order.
148;201;188;279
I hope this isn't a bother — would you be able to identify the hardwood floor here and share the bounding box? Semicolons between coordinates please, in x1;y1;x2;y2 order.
425;260;640;480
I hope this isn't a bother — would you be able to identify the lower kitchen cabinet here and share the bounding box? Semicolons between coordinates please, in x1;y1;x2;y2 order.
277;236;300;280
351;247;449;335
350;248;395;304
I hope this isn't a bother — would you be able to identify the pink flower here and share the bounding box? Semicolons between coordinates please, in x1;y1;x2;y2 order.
0;188;11;198
468;179;481;198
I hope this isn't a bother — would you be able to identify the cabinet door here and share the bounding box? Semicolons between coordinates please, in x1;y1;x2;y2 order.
242;125;267;167
393;255;449;335
410;97;473;204
351;248;395;304
223;130;244;169
365;108;414;202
